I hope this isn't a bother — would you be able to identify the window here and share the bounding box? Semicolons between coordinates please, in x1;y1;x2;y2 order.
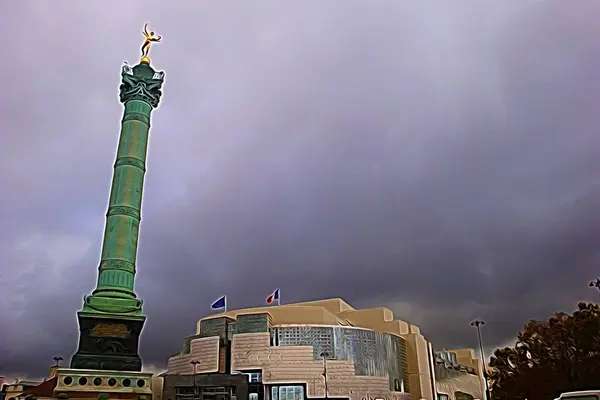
249;372;262;383
271;386;304;400
270;330;278;346
438;394;449;400
276;327;334;357
448;352;457;364
394;379;403;392
250;394;259;400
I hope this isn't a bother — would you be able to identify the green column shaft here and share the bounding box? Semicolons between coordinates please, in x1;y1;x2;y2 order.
94;100;152;297
81;61;163;316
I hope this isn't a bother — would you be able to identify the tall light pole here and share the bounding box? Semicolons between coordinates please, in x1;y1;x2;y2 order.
52;356;63;368
320;352;330;399
589;277;600;291
471;320;491;400
190;360;200;398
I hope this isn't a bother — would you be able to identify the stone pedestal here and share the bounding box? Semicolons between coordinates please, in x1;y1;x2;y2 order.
54;368;153;400
71;313;145;371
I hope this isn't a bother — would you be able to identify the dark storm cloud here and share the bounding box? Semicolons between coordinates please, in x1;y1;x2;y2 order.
1;0;600;379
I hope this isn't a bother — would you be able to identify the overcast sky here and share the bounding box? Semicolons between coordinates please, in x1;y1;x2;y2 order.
1;0;600;380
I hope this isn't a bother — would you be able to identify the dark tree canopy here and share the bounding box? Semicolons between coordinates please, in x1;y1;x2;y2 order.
488;302;600;400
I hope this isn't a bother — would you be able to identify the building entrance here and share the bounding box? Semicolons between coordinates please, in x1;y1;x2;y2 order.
163;373;248;400
200;386;233;400
174;386;235;400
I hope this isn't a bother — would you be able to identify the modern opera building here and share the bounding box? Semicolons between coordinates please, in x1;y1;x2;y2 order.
161;299;485;400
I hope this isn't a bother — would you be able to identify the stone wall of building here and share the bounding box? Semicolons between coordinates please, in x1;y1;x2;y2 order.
403;332;434;400
231;332;411;400
436;373;483;400
151;377;164;400
167;336;220;374
434;349;485;400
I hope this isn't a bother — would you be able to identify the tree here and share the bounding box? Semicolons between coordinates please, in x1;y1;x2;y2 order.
488;302;600;400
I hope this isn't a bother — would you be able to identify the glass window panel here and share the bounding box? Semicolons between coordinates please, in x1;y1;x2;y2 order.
274;386;303;400
272;387;278;400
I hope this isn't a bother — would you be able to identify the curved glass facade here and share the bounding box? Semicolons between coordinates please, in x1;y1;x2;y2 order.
270;326;409;392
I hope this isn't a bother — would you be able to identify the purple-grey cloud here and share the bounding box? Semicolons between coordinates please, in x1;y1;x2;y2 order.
1;0;600;379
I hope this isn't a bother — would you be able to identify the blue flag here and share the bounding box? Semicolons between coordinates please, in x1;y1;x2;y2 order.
211;295;226;310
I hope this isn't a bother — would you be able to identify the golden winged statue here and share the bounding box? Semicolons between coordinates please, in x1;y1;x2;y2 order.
140;23;162;65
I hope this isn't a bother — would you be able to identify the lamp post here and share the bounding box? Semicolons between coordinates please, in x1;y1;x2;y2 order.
589;277;600;291
471;320;491;400
190;360;200;398
320;352;330;399
52;356;63;368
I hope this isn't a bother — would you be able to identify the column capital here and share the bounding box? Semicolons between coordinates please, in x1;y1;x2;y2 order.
119;62;165;108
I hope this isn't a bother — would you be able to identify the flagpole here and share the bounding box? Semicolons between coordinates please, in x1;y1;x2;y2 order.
224;296;227;313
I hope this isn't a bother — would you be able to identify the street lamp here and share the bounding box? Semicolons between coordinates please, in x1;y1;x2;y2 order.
589;278;600;291
52;356;63;368
320;352;330;399
190;360;200;398
471;320;491;400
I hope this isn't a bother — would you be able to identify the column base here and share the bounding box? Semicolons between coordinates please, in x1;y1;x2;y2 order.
82;291;144;316
71;312;146;372
70;353;143;372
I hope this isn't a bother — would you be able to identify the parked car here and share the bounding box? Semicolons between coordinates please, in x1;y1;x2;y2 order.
556;391;600;400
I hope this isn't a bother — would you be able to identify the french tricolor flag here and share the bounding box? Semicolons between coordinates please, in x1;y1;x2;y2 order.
266;288;280;305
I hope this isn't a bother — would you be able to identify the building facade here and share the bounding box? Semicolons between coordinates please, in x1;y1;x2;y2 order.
1;382;43;400
433;351;485;400
0;368;155;400
162;299;485;400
